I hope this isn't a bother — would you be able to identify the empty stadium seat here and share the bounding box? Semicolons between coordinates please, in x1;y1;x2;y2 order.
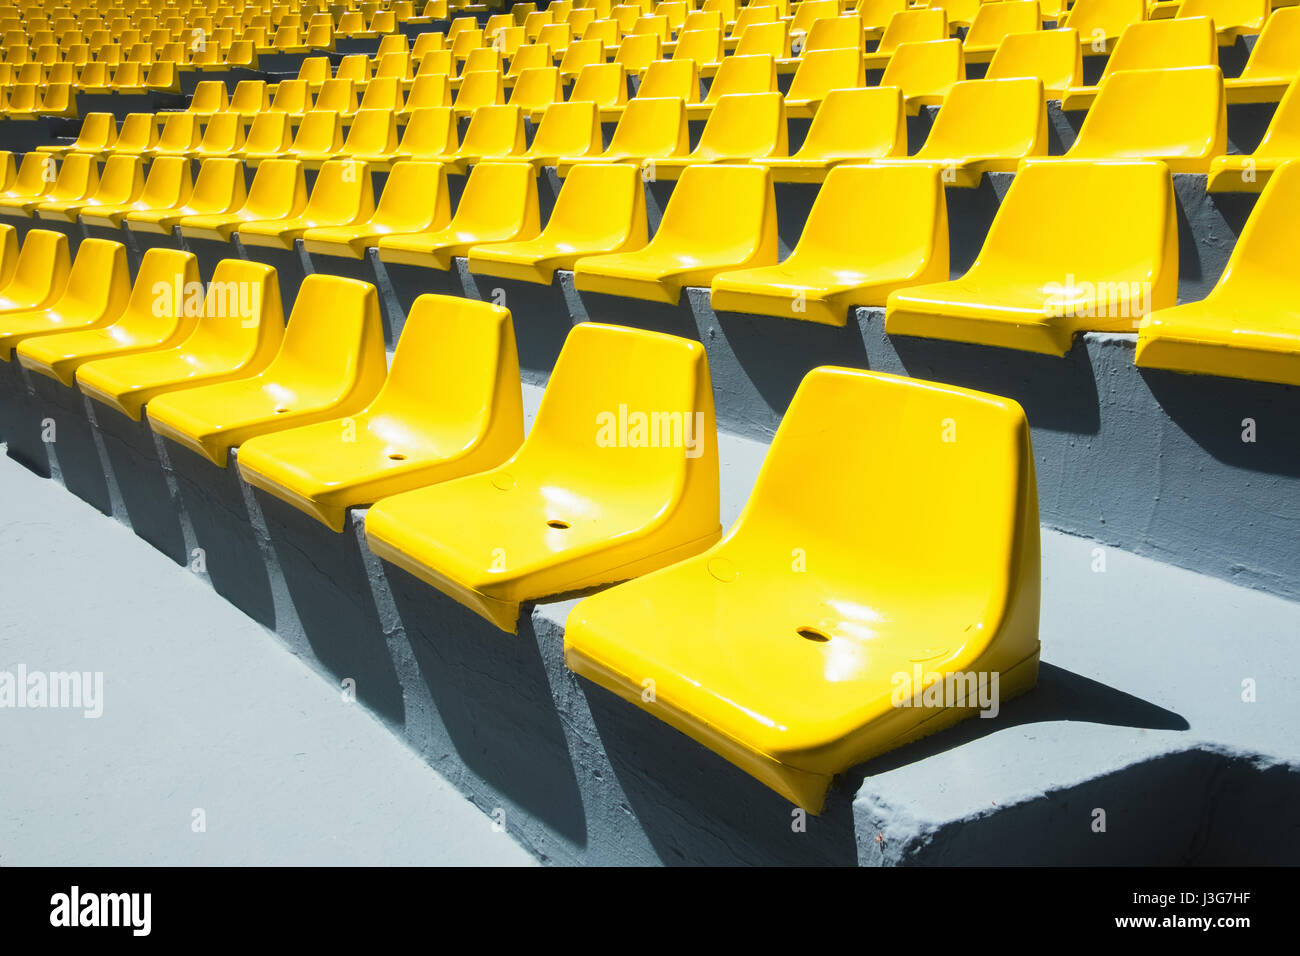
35;111;115;159
784;47;865;117
238;295;525;532
304;162;452;260
873;77;1048;186
0;153;54;207
1136;160;1300;386
0;230;69;315
236;112;295;164
1064;66;1226;172
557;95;690;176
145;275;388;468
125;158;247;235
378;161;541;270
864;8;948;70
1224;8;1300;104
1061;0;1144;53
364;321;720;633
1176;0;1268;44
438;102;528;173
685;53;777;121
1060;16;1219;111
77;260;284;422
964;1;1043;64
0;237;129;360
880;37;964;114
522;100;604;166
752;86;905;183
15;248;200;387
711;164;947;325
886;160;1177;355
1208;76;1300;192
575;164;777;304
36;153;143;222
651;92;787;179
468;163;648;284
239;160;375;250
986;27;1083;98
80;156;192;228
179;159;308;243
190;111;247;160
0;152;96;219
563;365;1040;813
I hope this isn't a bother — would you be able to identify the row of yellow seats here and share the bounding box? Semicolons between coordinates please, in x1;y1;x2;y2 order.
0;233;1042;812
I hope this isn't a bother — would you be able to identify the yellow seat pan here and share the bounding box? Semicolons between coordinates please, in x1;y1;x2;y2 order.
146;275;387;466
76;261;285;420
17;249;199;386
564;367;1041;812
237;295;525;532
365;322;721;633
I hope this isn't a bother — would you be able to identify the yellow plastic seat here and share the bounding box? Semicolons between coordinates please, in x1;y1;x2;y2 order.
0;153;55;207
358;77;405;114
294;109;394;168
267;78;311;117
607;56;699;121
188;79;228;116
501;43;547;86
752;86;905;183
563;365;1040;813
230;79;270;119
284;110;346;166
1060;0;1145;53
15;248;199;387
1176;0;1267;43
508;64;564;118
873;77;1047;186
77;260;284;421
1136;160;1300;386
557;95;690;176
303;161;452;260
80;156;192;228
398;74;453;119
558;37;603;81
1060;16;1218;111
188;111;247;160
0;224;15;286
146;275;388;467
468;162;648;284
235;111;295;163
575;164;777;304
238;295;525;532
36;154;144;222
963;0;1042;64
711;164;947;325
311;78;359;119
1224;8;1300;104
0;152;97;219
650;91;787;179
1208;76;1300;192
125;158;247;235
685;53;776;121
522;100;604;166
673;26;724;68
365;321;720;633
438;103;528;174
238;160;374;250
784;47;866;117
986;27;1082;98
886;159;1177;355
735;20;792;60
35;111;116;158
367;107;457;167
150;111;204;159
880;37;964;114
0;238;130;361
0;230;70;315
570;61;630;111
179;159;308;242
613;32;661;74
863;8;948;69
453;68;506;117
1064;66;1226;172
378;161;541;270
932;0;986;30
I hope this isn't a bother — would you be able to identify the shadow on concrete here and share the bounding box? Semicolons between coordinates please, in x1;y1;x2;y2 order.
256;489;406;727
383;560;589;847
